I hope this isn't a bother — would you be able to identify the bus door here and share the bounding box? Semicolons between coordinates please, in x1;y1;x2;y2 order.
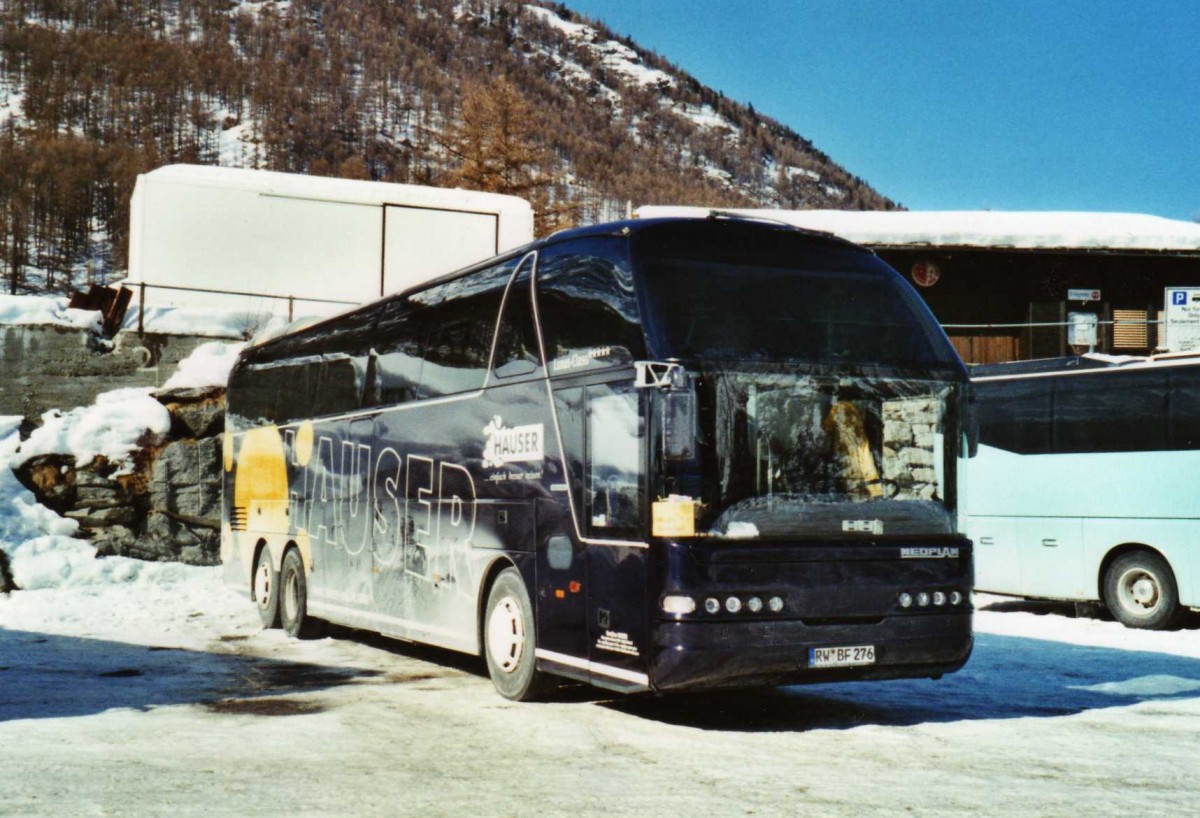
581;380;649;689
541;379;648;688
532;235;650;687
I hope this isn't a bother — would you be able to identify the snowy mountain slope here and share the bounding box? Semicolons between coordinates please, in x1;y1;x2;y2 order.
0;0;896;294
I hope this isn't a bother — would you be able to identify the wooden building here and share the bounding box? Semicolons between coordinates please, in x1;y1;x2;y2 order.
637;208;1200;364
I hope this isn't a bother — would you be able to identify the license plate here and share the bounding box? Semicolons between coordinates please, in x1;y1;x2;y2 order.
809;645;876;668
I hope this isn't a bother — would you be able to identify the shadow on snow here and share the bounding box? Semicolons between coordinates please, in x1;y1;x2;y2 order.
605;632;1200;731
0;629;381;723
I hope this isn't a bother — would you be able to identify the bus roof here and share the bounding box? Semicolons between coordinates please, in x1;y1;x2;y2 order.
249;216;873;350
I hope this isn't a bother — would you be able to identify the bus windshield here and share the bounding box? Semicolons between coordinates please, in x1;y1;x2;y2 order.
635;221;965;540
691;368;958;538
633;221;959;370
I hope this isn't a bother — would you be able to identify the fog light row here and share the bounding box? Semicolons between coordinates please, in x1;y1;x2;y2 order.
703;595;785;615
660;595;785;616
898;590;964;609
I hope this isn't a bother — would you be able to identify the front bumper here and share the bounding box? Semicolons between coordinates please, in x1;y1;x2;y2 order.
649;611;972;691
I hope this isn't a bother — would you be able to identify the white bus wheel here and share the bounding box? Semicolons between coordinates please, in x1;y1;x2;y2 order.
483;568;556;701
279;549;325;639
252;547;281;629
1103;551;1181;630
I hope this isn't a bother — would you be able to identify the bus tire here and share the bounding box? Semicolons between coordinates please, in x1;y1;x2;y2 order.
253;546;281;629
1103;551;1181;630
280;549;325;639
483;568;555;701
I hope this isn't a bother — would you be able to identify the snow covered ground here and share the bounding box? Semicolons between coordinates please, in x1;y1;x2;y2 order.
3;526;1199;817
2;354;1200;816
3;554;1199;817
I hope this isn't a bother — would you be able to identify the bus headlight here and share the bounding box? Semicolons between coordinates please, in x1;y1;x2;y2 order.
661;595;696;615
725;596;742;614
704;597;721;614
933;591;947;606
917;592;930;607
950;591;963;605
746;596;763;613
899;592;913;608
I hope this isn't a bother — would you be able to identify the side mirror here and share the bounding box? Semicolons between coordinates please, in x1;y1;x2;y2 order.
663;388;697;461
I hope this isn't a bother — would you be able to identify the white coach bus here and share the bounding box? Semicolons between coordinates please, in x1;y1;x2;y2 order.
968;354;1200;628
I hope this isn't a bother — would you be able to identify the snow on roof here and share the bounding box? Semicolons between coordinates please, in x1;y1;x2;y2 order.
142;164;532;214
635;206;1200;252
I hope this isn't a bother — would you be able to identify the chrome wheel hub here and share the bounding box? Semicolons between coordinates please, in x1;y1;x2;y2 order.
1119;569;1160;612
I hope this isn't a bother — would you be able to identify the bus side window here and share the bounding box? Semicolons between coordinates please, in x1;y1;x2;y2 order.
373;299;426;407
553;386;586;529
310;304;379;417
586;384;643;537
976;377;1051;455
1053;370;1166;454
492;260;542;379
535;237;646;376
1168;366;1200;450
415;259;516;398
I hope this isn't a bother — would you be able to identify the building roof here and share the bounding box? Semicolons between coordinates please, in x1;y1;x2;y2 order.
635;207;1200;253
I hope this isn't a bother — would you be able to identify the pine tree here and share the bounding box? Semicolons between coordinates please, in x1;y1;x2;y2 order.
435;76;577;235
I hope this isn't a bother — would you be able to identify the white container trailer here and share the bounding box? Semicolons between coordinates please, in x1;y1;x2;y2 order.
126;164;534;318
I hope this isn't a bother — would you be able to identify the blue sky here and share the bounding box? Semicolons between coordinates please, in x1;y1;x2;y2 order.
564;0;1200;221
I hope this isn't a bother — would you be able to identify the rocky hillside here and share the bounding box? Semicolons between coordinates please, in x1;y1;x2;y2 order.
13;384;226;565
0;0;898;295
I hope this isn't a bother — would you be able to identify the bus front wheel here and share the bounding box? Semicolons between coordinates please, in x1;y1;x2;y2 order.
253;546;281;629
279;549;325;639
483;568;555;701
1103;551;1181;630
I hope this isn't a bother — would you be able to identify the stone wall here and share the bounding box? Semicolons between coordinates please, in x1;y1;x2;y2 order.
881;395;942;501
13;386;226;565
0;326;217;422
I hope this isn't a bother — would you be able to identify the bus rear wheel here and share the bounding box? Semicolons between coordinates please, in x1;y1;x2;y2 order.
483;568;555;701
253;546;281;629
1103;551;1181;630
280;549;325;639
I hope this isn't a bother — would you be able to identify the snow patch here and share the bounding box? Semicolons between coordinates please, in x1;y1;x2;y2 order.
160;341;246;391
0;295;102;332
524;5;675;90
1072;675;1200;697
122;302;291;340
17;388;171;473
674;103;734;132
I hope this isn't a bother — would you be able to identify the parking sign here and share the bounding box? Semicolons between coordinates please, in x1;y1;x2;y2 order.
1164;287;1200;351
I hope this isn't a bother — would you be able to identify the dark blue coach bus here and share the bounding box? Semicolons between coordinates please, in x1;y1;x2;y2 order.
222;214;974;700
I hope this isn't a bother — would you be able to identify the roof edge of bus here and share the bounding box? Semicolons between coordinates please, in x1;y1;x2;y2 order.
971;350;1200;379
244;216;876;352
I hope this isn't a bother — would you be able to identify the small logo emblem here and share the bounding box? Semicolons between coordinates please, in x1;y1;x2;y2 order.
482;417;545;469
900;547;961;559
